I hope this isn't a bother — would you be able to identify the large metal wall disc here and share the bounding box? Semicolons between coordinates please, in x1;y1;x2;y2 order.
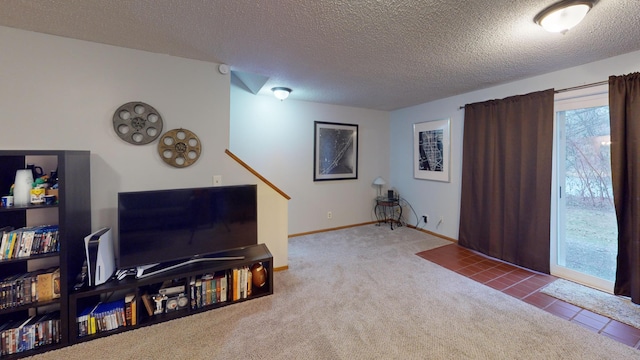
113;102;163;145
158;128;202;168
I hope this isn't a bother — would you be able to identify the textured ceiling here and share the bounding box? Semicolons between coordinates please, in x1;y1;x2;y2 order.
1;0;639;111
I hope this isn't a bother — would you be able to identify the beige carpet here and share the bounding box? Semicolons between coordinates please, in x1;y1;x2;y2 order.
26;225;640;359
541;278;640;329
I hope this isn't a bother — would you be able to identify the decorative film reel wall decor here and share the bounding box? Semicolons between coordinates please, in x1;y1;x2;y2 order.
113;102;163;145
158;128;202;168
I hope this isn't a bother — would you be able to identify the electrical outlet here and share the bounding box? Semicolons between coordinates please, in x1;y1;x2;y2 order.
213;175;222;186
422;214;429;223
327;211;332;219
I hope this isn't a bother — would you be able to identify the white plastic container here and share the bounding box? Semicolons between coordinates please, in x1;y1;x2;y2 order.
13;169;33;206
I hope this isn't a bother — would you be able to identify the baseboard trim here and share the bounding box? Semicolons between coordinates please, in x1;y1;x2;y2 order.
288;222;458;244
406;225;458;243
288;222;378;238
274;265;289;272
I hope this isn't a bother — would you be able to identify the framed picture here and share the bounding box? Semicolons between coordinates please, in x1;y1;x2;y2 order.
413;118;450;182
314;121;358;181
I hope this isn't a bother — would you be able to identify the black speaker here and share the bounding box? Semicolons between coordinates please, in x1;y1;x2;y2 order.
388;190;395;199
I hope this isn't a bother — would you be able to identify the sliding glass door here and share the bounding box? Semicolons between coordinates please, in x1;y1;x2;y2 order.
551;85;617;292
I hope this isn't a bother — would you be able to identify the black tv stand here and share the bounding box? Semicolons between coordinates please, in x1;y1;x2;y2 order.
69;243;273;346
136;256;245;279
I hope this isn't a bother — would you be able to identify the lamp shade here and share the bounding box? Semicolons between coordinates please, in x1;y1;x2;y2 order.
372;176;386;186
534;0;594;33
271;87;292;101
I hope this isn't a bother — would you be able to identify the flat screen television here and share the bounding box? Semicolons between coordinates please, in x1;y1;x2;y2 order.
117;185;257;270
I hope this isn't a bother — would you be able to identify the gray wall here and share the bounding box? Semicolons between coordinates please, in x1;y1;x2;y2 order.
5;24;640;244
389;50;640;240
0;26;293;266
230;85;390;235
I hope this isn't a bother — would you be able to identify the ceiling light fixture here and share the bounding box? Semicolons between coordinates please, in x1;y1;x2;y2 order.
271;87;292;101
534;0;595;34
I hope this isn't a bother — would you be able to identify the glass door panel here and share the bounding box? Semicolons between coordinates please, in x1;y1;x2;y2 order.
552;87;617;292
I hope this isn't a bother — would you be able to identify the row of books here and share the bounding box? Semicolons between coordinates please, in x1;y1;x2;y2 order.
191;272;228;309
189;266;253;310
0;267;60;310
124;294;137;328
0;312;61;357
75;267;260;338
0;225;60;260
76;294;136;337
231;266;254;301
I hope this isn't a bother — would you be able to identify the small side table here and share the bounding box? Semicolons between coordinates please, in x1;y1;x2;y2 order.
375;197;402;230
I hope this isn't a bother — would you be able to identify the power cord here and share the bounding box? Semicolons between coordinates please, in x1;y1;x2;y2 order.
371;193;426;230
400;194;434;230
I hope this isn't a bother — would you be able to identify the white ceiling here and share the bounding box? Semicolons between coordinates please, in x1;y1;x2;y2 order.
1;0;639;111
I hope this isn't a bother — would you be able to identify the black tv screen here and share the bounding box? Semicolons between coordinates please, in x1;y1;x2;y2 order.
117;185;257;269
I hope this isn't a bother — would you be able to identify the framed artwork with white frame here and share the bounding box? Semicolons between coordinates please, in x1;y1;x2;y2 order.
413;118;450;182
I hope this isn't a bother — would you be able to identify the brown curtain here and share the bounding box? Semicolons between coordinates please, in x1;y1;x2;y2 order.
609;73;640;304
459;89;554;273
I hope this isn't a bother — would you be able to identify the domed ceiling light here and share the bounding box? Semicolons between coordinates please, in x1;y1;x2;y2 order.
534;0;595;34
271;87;292;101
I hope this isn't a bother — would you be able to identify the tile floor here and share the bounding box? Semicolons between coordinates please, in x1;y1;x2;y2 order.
416;243;640;349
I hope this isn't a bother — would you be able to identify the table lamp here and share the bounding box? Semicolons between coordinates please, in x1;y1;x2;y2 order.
372;176;386;198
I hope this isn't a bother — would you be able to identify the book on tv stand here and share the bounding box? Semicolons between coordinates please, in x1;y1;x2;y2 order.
135;255;245;279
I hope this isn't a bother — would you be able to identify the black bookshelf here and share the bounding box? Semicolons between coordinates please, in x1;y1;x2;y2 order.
0;150;91;359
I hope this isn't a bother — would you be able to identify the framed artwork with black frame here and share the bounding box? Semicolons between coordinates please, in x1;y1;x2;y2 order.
413;118;450;182
314;121;358;181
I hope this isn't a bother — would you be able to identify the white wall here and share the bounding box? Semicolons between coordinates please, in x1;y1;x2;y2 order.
390;49;640;240
7;23;637;255
0;26;288;267
230;85;390;235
